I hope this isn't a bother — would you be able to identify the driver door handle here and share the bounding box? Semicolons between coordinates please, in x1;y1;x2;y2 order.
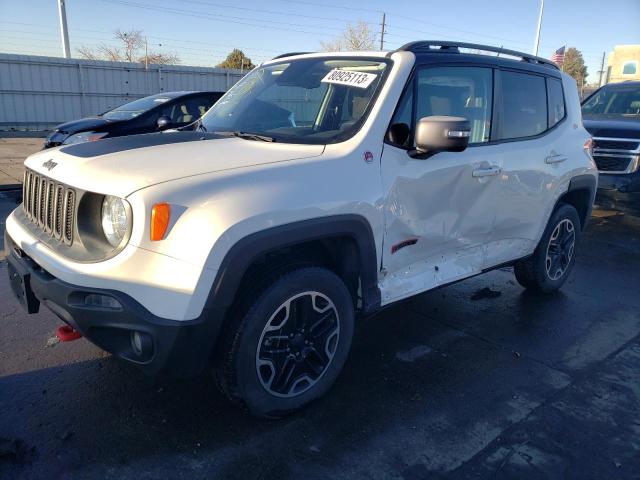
545;153;568;164
472;165;502;178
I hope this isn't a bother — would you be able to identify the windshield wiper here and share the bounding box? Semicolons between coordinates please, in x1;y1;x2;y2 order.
215;131;276;142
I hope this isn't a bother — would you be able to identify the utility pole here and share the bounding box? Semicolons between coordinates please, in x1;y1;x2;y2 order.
144;36;149;69
597;51;605;87
57;0;71;58
533;0;544;56
380;13;386;51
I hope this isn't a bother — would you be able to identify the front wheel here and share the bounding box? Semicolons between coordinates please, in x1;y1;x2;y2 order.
213;267;354;417
514;203;581;293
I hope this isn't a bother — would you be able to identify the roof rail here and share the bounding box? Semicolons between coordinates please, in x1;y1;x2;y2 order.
396;41;559;70
272;52;313;60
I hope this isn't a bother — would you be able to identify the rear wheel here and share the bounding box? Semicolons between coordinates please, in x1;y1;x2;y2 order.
213;267;354;417
514;203;580;293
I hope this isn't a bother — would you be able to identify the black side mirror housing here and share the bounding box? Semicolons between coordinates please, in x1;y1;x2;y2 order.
387;122;411;146
156;116;172;131
410;116;471;158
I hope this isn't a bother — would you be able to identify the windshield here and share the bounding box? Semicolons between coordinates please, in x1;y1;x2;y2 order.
582;85;640;118
102;94;173;121
199;57;391;144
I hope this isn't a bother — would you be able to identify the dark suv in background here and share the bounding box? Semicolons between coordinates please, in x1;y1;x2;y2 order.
44;91;223;148
582;81;640;213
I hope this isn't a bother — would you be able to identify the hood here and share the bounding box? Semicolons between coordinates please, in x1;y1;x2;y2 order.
583;116;640;139
24;131;324;197
53;116;114;134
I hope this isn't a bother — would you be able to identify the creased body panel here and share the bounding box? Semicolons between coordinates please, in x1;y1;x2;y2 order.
379;144;502;304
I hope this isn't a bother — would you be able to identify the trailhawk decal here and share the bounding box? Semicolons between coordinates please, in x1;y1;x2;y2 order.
321;69;377;89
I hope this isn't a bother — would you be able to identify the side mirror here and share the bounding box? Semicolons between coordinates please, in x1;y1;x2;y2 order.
410;116;471;158
387;122;411;146
156;116;172;131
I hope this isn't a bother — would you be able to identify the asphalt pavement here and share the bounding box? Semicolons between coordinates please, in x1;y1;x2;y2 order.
1;190;639;479
0;138;41;187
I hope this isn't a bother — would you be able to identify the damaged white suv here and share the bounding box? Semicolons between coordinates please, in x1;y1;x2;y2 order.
5;42;596;417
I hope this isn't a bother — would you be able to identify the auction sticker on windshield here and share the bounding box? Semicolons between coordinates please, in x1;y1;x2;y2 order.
321;69;377;89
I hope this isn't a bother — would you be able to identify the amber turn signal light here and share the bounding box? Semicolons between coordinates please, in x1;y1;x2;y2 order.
150;203;170;241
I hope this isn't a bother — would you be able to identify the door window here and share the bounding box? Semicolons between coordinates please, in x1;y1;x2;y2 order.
498;71;547;139
415;66;493;144
547;77;566;128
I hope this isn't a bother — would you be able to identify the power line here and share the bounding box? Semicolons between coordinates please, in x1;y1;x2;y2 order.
0;22;282;54
178;0;380;27
280;0;383;14
99;0;341;36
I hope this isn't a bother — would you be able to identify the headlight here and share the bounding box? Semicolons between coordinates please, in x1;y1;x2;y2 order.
62;131;108;145
101;196;129;247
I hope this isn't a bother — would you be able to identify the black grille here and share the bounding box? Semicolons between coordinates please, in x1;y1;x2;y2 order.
593;155;632;172
22;168;75;245
593;139;639;151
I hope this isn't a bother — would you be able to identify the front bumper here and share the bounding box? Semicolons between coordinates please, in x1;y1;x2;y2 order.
5;243;221;377
596;171;640;214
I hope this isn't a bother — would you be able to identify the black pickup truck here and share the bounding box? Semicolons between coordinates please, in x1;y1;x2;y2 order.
582;81;640;213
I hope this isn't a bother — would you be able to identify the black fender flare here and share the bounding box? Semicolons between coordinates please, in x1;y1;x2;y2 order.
560;173;597;230
203;214;382;318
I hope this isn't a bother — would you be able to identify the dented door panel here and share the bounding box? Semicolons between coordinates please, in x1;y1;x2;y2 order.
379;143;503;304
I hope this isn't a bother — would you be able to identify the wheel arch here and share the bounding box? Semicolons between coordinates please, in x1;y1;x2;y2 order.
203;215;382;319
555;173;597;230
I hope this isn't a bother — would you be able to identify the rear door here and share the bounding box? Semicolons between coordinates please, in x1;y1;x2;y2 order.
379;65;504;304
484;69;568;267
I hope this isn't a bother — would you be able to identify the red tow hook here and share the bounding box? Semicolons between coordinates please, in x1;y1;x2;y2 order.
56;325;82;342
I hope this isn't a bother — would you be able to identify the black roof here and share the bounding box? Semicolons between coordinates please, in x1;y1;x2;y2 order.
397;41;558;70
396;41;561;77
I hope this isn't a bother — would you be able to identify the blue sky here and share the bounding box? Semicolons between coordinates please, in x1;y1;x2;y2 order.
1;0;638;82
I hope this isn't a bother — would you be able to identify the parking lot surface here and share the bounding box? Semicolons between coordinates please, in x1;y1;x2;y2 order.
1;194;640;479
0;137;41;186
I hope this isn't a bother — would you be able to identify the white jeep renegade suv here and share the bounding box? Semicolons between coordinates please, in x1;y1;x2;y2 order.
5;42;597;417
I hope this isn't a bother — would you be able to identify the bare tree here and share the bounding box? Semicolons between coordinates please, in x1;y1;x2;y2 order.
76;45;100;60
144;52;180;65
320;21;377;52
115;29;142;62
77;29;180;65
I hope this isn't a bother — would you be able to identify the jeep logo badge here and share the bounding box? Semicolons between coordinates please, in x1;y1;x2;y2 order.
42;160;57;171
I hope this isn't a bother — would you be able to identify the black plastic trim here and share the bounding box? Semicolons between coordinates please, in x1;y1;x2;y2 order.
566;174;597;229
397;41;559;70
204;215;382;316
4;242;218;377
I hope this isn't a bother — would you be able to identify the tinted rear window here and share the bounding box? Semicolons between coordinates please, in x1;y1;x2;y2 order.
547;77;565;128
499;71;547;140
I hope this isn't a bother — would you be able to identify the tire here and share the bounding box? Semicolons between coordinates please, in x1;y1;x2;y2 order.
514;203;581;293
213;267;354;418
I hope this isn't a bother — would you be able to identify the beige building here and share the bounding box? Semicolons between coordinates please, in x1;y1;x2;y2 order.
606;44;640;84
